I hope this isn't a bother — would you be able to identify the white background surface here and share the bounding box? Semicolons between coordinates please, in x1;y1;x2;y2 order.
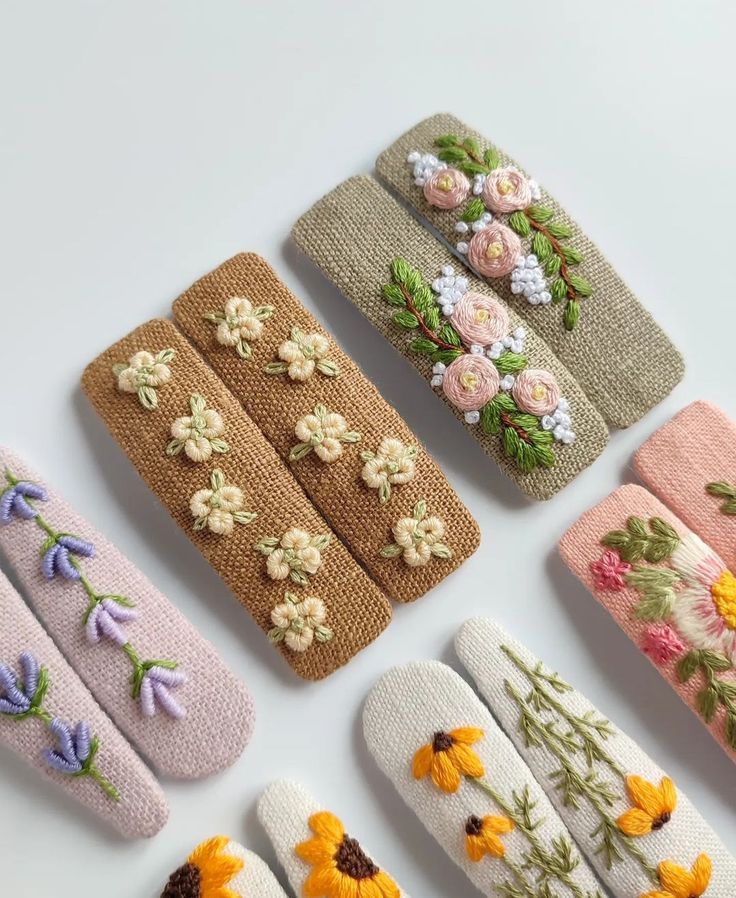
1;1;735;894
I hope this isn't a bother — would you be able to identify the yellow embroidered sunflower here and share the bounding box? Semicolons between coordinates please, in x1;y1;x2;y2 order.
296;811;400;898
161;835;244;898
464;814;515;862
412;727;485;793
640;854;712;898
618;775;677;836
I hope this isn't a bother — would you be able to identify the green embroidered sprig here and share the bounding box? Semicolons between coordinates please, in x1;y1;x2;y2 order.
433;135;592;331
678;650;736;749
600;516;680;564
382;258;556;473
706;481;736;515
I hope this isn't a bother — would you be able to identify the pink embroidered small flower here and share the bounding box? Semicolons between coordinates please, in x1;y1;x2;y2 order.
512;369;561;417
481;167;533;213
442;354;500;412
467;223;522;278
451;292;510;347
641;623;687;666
423;168;471;209
590;549;631;591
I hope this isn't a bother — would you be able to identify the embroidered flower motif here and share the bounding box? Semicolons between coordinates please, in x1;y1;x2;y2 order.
450;292;510;347
481;167;533;213
289;405;361;463
512;368;561;417
190;468;257;535
617;775;677;837
203;296;275;360
268;591;333;653
412;727;484;793
540;396;576;445
0;652;46;717
642;623;687;665
466;222;522;278
43;718;120;800
640;854;711;898
112;349;175;411
511;254;551;305
380;500;452;567
361;438;417;504
431;264;470;316
423;167;471;209
464;814;515;861
0;479;48;522
442;354;500;415
255;528;330;586
296;811;400;898
42;534;95;580
590;549;632;590
85;598;139;646
163;836;245;898
139;665;187;719
265;327;339;381
167;394;230;462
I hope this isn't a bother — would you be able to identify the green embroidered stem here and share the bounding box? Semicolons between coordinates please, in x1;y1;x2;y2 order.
480;393;556;473
678;650;736;749
601;516;680;564
75;736;121;802
706;481;736;516
497;858;535;898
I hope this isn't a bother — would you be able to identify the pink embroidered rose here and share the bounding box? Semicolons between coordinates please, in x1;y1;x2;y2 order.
450;292;510;347
512;369;561;417
423;168;471;209
590;549;631;591
442;354;500;412
481;167;533;213
467;223;522;278
641;623;687;666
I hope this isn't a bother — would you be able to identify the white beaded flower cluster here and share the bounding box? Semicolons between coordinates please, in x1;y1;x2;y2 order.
511;255;551;305
431;265;470;316
454;211;494;248
407;151;446;186
541;398;576;444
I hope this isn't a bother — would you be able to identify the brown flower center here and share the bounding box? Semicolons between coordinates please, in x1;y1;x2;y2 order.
465;815;484;836
432;731;454;752
161;862;200;898
652;812;671;830
335;835;380;880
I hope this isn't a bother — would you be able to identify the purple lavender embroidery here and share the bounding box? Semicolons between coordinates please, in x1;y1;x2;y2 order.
86;599;139;646
0;481;48;522
42;534;96;580
42;718;91;774
139;666;187;720
0;652;40;716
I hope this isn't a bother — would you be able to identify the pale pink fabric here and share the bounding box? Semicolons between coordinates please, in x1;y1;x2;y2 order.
0;448;255;779
634;401;736;574
0;570;168;837
559;483;736;762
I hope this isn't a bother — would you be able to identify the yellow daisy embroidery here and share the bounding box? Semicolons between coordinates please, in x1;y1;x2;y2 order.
161;835;243;898
618;775;677;836
640;854;712;898
412;727;484;793
464;814;515;861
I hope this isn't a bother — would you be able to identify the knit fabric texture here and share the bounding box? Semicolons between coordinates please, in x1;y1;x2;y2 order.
375;113;685;429
172;252;479;602
258;779;409;897
363;660;602;896
0;447;255;779
560;483;736;761
456;617;736;896
0;569;167;838
292;175;609;501
81;319;392;681
634;401;736;573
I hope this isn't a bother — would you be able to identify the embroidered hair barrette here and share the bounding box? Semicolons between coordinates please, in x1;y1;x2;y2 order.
82;319;392;681
0;569;167;838
171;252;479;602
0;447;255;779
293;175;609;500
373;113;684;429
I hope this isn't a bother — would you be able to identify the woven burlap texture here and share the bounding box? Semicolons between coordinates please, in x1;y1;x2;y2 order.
456;618;736;896
634;401;736;574
560;484;736;761
81;319;392;682
172;252;480;602
0;447;255;779
375;113;685;429
292;175;609;501
363;661;602;896
0;570;167;838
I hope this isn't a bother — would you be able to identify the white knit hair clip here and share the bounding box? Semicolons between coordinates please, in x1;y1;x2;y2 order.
455;617;736;898
258;779;408;898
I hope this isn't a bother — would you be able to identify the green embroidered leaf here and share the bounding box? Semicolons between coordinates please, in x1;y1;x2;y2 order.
137;385;158;411
625;566;679;589
202;311;225;324
706;481;736;499
526;205;554;224
408;337;437;355
235;339;252;360
544;254;562;277
424;306;441;330
563;300;580;331
166;439;185;457
315;359;340;377
438;324;462;346
412;284;435;313
700;650;733;673
546;221;573;240
484;146;501;170
601;516;679;563
155;348;175;365
480;400;501;434
508;211;531;237
697;684;720;723
726;711;736;750
264;361;288;375
529;429;554;447
551;278;568;302
437;146;468;165
494;392;518;412
723;499;736;515
431;349;463;364
232;511;258;525
562;246;583;265
462;136;482;158
569;274;593;297
461;198;486;222
390;257;421;293
459;161;491;177
430;543;452;560
634;591;677;621
379;543;403;559
510;413;540;431
502;426;520;458
209;438;229;454
493;352;527;375
413;499;427;520
532;231;554;262
533;444;556;469
392;310;419;330
434;134;460;149
677;652;700;683
382;283;406;307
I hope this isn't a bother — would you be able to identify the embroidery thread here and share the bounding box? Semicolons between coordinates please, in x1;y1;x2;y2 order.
640;855;712;898
162;835;244;898
289;405;361;463
361;438;417;504
167;394;230;462
255;528;330;586
380;500;452;567
265;327;340;381
190;468;257;535
706;481;736;516
112;349;175;411
268;591;333;653
203;295;275;360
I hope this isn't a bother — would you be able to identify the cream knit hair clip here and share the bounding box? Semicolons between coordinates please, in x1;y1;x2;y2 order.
0;568;167;838
0;447;255;779
374;113;684;429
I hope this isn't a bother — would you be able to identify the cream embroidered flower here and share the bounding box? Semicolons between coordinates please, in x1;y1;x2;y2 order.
290;404;361;463
112;349;174;411
203;296;275;360
380;500;452;567
361;438;418;504
268;591;333;653
265;326;340;381
167;394;229;462
255;528;331;586
190;468;257;535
